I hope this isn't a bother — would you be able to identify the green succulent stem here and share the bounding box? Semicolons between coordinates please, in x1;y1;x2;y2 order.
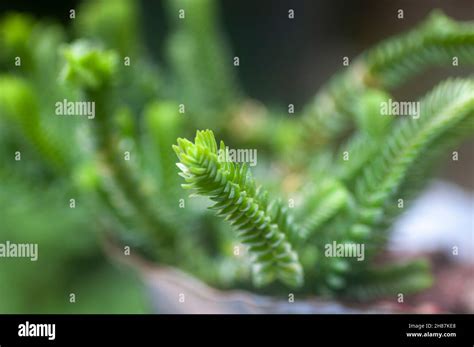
61;41;177;261
300;11;474;149
173;130;303;287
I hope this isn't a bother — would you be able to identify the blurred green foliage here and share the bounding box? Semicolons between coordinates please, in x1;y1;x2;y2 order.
0;0;473;313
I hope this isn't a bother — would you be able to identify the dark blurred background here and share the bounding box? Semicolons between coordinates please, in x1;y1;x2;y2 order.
1;0;472;103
